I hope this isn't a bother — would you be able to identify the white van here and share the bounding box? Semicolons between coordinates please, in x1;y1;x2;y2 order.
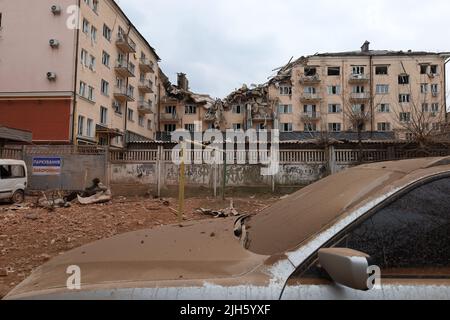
0;159;28;203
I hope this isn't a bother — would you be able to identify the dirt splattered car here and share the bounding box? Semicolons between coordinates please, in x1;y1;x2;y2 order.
4;157;450;300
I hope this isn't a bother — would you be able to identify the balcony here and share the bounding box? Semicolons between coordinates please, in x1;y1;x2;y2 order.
138;100;153;114
113;86;135;102
299;74;321;84
139;58;155;73
116;33;136;53
160;113;180;122
115;60;135;78
301;111;321;122
138;79;154;93
350;92;370;102
300;92;322;103
348;73;369;83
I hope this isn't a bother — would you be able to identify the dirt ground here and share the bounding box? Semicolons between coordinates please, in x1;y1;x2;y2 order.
0;195;280;298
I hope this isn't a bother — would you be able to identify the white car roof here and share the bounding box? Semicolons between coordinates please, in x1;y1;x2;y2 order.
0;159;26;166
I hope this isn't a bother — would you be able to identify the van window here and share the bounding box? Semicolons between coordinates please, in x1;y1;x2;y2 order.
0;165;26;179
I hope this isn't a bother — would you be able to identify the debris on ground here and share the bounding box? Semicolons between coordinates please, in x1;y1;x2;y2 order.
196;199;240;218
0;195;278;298
77;190;112;205
1;204;31;212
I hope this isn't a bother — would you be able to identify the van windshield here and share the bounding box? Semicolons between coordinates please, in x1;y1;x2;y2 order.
0;165;25;179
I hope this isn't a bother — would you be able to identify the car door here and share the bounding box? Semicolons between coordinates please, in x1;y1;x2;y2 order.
0;164;14;200
282;175;450;300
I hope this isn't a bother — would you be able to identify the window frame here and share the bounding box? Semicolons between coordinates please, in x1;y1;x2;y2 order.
292;172;450;281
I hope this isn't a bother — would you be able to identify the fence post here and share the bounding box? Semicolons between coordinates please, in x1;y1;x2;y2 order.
104;146;110;187
328;145;337;175
157;145;162;198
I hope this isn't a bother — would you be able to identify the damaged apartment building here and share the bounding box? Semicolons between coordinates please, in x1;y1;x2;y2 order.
158;42;449;142
267;41;450;140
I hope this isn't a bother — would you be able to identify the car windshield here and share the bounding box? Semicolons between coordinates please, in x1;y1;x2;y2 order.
241;167;405;255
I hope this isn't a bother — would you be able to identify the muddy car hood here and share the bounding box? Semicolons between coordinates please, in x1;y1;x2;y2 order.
6;218;267;299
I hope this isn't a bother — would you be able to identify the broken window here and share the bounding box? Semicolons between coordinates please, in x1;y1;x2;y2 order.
328;104;342;113
399;112;411;122
352;86;365;93
281;123;293;132
376;84;389;94
420;65;429;74
398;74;410;85
164;124;176;133
185;105;197;114
278;104;292;114
184;124;195;132
303;105;316;113
352;66;365;75
304;87;316;94
279;86;292;96
328;123;341;132
378;104;390;113
430;65;438;75
327;67;340;76
431;103;439;112
232;123;242;130
304;67;317;76
327;85;341;95
399;94;410;103
304;123;317;132
165;106;176;114
232;105;242;114
422;103;429;112
377;122;391;131
431;84;439;93
352;104;365;113
375;66;388;75
420;84;429;93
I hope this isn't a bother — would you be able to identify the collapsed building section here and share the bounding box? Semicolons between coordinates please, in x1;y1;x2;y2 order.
224;84;275;131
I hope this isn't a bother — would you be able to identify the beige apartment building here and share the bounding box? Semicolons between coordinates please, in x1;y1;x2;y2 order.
158;73;216;137
156;42;449;141
0;0;160;147
268;42;450;139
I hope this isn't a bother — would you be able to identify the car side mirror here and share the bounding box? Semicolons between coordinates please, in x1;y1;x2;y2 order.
318;248;373;291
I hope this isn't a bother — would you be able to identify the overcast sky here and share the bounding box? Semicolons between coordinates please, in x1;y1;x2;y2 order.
117;0;450;101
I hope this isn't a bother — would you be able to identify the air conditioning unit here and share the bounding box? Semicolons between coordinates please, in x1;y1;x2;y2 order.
51;5;62;15
47;72;57;80
49;39;60;48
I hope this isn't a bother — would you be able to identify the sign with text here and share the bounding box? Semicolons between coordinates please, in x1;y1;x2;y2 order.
32;157;62;176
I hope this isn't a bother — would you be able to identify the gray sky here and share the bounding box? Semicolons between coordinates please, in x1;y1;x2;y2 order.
117;0;450;102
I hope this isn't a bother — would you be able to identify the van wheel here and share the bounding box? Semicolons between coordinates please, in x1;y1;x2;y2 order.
12;190;25;204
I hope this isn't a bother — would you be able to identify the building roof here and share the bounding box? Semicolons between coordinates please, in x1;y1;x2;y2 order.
313;50;450;58
110;0;161;61
0;126;32;144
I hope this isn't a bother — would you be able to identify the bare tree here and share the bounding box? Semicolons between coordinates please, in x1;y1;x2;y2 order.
393;80;450;153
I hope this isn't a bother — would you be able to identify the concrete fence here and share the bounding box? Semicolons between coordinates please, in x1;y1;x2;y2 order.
2;143;450;195
17;146;107;191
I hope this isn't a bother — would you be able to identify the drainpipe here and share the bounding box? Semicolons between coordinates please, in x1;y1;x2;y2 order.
445;57;450;122
71;0;81;145
123;24;132;147
369;54;374;134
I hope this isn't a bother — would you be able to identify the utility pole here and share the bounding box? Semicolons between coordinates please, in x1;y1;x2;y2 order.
222;148;227;200
178;141;186;224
